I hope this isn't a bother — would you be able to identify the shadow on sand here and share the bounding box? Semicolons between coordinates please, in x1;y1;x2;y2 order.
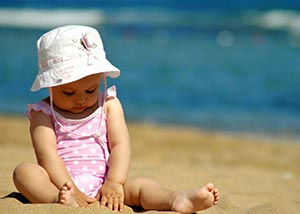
1;192;30;203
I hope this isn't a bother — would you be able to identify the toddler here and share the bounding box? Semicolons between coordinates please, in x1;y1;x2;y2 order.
13;25;219;213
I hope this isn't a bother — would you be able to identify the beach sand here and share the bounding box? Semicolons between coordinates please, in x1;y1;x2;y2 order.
0;115;299;213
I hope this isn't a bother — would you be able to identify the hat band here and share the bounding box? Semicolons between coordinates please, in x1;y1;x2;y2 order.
39;45;103;70
39;53;80;70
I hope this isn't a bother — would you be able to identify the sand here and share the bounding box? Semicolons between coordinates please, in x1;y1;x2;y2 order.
0;115;299;213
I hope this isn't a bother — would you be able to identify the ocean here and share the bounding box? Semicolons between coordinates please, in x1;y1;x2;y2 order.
0;1;300;137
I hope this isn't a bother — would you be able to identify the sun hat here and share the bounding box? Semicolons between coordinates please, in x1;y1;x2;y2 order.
30;25;120;91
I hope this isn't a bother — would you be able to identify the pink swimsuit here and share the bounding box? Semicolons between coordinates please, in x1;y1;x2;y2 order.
26;86;116;197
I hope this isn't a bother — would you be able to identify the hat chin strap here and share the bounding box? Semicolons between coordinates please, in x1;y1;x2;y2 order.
49;88;68;132
49;87;59;125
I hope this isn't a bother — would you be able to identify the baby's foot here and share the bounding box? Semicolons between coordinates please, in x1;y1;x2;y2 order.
171;183;219;213
58;181;79;207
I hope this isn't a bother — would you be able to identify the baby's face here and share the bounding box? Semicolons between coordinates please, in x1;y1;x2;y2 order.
51;74;102;114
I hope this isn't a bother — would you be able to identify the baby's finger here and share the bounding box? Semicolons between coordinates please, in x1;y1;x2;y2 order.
113;196;121;211
106;196;113;210
100;196;107;207
95;192;100;201
118;196;124;211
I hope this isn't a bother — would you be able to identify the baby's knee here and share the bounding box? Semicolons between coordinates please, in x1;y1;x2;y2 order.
13;162;38;181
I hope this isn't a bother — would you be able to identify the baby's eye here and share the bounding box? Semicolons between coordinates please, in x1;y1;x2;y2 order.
63;91;74;96
86;88;96;94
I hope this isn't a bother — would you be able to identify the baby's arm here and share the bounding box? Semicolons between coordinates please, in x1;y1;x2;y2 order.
105;97;131;183
29;110;95;206
98;97;131;211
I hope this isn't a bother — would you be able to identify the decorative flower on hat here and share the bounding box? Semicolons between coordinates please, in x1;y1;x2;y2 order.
80;33;94;50
80;33;98;65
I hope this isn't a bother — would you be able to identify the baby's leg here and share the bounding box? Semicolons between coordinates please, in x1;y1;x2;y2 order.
13;162;59;203
124;177;219;213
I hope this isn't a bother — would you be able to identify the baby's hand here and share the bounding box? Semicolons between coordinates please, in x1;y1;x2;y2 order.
97;179;124;211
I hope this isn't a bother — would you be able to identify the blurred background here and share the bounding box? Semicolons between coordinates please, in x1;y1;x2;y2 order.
0;0;300;136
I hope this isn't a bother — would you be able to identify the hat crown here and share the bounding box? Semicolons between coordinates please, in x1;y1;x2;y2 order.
37;25;105;71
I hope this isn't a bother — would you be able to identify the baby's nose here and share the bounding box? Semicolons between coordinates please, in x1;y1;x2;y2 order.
75;94;86;104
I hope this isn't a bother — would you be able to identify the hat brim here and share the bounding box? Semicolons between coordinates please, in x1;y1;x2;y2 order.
30;57;120;91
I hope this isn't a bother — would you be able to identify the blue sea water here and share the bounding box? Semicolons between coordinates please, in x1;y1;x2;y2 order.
0;1;300;136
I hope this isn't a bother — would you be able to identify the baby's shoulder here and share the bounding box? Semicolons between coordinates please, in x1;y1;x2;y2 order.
104;96;123;117
29;108;51;122
26;97;52;119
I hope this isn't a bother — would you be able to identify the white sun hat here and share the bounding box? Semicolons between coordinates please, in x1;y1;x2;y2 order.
30;25;120;91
